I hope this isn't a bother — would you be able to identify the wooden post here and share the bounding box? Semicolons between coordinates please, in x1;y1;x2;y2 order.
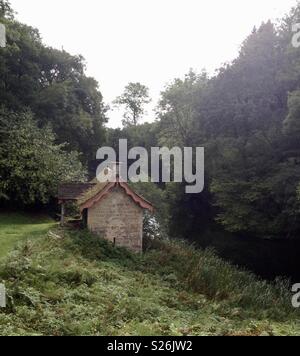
61;202;65;227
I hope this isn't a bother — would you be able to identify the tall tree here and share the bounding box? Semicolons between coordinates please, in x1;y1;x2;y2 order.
158;70;208;147
114;82;151;127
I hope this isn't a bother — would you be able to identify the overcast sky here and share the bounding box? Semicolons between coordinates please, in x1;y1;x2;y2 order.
9;0;298;128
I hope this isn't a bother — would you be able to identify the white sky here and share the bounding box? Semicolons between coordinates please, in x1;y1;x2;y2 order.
9;0;298;128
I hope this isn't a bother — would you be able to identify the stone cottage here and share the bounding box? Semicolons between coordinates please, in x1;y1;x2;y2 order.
58;172;154;253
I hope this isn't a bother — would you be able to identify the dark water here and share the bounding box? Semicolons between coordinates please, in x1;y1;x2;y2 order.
196;230;300;283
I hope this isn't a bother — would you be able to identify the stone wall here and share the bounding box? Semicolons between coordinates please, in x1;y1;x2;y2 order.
87;186;143;253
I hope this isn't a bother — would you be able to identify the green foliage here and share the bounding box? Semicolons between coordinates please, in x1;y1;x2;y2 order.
144;239;293;316
0;0;13;19
154;12;300;240
0;13;107;164
0;0;107;205
0;111;86;206
210;134;300;238
158;69;208;147
0;217;299;336
114;82;151;127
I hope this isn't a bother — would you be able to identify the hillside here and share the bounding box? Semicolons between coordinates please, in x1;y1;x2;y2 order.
0;214;299;336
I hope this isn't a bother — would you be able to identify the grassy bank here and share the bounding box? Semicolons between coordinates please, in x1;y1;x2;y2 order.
0;214;299;336
0;213;55;259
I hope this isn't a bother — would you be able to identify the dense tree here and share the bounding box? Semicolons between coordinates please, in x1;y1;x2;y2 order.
0;110;86;206
157;70;208;147
155;11;300;240
0;11;107;164
195;15;300;239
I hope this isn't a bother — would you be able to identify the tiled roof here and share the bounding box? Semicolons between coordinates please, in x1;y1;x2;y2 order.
77;182;110;205
79;180;154;213
58;180;154;213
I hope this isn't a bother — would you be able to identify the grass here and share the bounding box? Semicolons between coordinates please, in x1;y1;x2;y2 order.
0;213;299;336
0;212;55;259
